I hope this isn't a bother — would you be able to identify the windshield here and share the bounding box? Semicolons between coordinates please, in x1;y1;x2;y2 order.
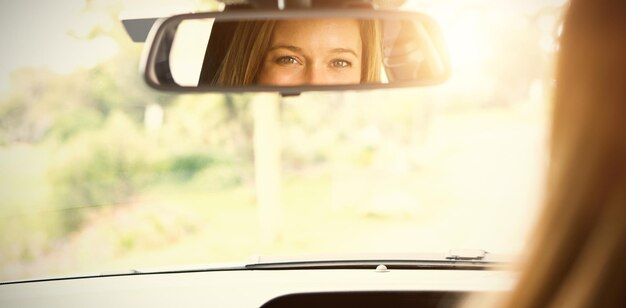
0;0;562;281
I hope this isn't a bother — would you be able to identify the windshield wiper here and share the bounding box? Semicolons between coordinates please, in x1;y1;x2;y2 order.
445;249;488;261
245;251;508;270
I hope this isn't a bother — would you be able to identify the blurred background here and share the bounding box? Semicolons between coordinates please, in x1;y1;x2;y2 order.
0;0;565;281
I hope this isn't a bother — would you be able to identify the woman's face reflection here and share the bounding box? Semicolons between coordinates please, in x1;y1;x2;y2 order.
256;19;363;86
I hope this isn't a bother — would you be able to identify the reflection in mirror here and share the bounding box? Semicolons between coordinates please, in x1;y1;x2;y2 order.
220;19;380;86
148;14;450;90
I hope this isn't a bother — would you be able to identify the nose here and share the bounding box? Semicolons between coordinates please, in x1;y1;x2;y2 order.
304;65;330;85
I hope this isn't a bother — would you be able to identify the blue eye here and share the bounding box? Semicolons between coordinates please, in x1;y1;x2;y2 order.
275;56;300;65
331;59;352;68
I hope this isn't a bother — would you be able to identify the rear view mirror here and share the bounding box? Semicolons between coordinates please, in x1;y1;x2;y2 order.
141;9;450;94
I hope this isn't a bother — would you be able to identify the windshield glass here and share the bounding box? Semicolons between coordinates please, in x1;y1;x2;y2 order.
0;0;563;281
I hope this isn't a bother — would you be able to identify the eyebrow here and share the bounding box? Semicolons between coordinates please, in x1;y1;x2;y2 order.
268;45;303;53
329;48;359;57
268;45;359;57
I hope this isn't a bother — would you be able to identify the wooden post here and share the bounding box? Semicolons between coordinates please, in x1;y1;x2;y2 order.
252;93;282;245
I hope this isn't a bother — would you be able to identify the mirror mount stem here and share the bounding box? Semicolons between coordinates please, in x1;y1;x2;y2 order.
280;91;302;97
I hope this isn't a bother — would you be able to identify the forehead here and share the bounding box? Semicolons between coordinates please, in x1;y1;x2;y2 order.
270;19;362;50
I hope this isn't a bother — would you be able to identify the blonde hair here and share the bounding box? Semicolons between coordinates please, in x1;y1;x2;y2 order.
215;19;381;85
360;19;382;83
215;20;277;85
466;0;626;307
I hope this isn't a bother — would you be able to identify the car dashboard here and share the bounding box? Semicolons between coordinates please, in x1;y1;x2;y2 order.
0;267;513;307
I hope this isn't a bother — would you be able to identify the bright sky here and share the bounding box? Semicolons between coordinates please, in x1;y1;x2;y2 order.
0;0;206;95
0;1;111;94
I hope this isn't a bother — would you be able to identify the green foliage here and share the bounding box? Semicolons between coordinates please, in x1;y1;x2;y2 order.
48;112;153;232
0;0;247;278
0;145;63;266
170;153;213;178
164;152;214;181
50;108;105;141
45;101;251;232
0;69;88;144
188;163;247;190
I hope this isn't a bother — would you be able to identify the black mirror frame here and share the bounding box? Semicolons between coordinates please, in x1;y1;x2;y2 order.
141;9;451;95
